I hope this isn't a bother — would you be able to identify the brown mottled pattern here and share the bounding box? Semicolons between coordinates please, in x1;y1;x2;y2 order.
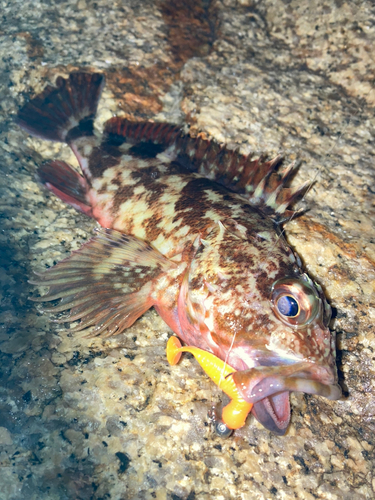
144;215;164;241
186;225;295;349
74;130;334;375
111;184;136;217
88;139;123;178
95;119;308;222
91;150;301;355
16;71;341;436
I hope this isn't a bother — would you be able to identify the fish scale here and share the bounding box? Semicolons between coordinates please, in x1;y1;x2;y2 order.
16;71;341;435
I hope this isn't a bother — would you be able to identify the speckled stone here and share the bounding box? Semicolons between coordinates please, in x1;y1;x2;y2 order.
1;0;374;499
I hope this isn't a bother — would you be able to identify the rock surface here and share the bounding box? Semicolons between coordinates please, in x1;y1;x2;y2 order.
1;0;374;499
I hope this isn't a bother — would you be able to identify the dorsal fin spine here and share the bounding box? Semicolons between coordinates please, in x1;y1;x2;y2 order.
103;117;307;221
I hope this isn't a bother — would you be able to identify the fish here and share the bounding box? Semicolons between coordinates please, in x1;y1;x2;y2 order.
15;71;342;435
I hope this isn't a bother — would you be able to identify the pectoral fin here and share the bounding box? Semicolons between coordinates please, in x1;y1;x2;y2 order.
30;229;173;337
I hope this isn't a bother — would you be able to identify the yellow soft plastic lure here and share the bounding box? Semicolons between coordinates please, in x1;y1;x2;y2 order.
166;336;253;429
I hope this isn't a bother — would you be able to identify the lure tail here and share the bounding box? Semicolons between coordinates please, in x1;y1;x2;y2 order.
15;72;105;142
166;336;253;430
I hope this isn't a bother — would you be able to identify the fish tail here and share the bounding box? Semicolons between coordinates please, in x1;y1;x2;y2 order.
15;72;105;142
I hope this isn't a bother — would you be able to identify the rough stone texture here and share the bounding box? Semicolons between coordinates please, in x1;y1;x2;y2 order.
1;0;374;499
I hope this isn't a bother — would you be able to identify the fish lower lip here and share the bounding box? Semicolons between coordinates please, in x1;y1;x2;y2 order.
248;376;342;403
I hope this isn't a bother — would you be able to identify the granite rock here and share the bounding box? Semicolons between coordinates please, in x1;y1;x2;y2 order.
1;0;374;499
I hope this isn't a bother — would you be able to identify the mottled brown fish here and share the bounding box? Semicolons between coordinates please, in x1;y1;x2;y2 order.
16;72;341;435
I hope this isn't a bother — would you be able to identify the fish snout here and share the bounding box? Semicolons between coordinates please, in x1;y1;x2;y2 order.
305;360;339;387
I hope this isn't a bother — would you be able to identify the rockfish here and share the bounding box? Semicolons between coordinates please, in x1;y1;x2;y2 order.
16;72;342;435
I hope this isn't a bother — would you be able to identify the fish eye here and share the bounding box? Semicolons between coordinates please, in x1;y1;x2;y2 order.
276;295;299;317
271;277;320;327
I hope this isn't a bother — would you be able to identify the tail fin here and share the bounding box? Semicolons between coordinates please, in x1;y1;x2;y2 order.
16;72;105;142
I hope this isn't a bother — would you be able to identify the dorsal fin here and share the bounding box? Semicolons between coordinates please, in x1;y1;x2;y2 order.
104;117;181;145
171;135;310;222
104;117;310;222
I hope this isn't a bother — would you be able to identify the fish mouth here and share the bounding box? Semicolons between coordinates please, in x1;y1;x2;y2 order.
232;362;342;434
252;393;291;435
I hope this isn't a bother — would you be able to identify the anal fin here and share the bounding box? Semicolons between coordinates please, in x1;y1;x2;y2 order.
37;160;92;216
30;229;174;337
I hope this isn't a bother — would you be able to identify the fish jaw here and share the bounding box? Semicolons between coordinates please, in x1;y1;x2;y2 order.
231;356;341;433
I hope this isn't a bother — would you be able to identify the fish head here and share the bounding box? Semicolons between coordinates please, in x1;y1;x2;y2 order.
178;220;341;434
231;273;341;435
